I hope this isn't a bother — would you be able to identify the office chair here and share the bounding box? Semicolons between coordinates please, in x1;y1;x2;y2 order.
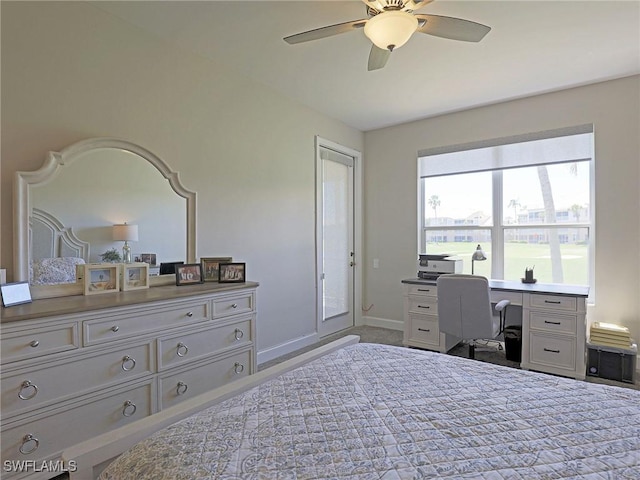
437;274;510;359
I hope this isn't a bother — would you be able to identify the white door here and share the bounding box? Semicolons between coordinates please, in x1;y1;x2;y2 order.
316;138;358;337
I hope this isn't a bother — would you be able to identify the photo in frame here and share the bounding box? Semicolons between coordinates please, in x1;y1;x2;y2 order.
176;263;204;286
133;253;157;266
81;264;120;295
1;281;32;307
121;263;150;291
219;262;246;283
200;257;232;282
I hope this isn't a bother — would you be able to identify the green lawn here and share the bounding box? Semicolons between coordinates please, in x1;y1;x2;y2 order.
425;242;588;285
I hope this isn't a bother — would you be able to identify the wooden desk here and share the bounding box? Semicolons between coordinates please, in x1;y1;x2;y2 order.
401;278;589;380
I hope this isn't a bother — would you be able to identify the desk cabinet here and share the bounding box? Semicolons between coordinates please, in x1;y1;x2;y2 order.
522;292;586;380
0;282;257;480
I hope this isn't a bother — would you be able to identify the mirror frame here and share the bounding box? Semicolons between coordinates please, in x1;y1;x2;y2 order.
14;137;196;298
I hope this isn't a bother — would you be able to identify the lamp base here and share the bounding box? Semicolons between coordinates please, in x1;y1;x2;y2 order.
122;242;132;264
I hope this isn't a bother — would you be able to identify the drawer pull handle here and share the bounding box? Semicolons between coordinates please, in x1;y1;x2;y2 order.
417;289;431;292
234;328;244;340
122;400;137;417
543;348;560;354
121;355;136;371
19;434;39;455
176;381;188;396
186;311;194;317
111;326;120;332
418;328;431;333
544;300;562;304
176;342;189;357
234;362;245;374
231;303;238;309
418;305;430;309
544;320;562;325
18;380;39;400
29;340;40;348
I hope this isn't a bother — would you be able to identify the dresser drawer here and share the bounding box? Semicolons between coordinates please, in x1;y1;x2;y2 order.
529;333;576;371
529;312;577;335
158;317;252;370
1;342;153;417
490;290;523;306
158;349;252;410
1;323;79;364
212;292;254;319
0;381;153;475
406;284;437;297
408;295;438;315
83;299;209;346
529;294;577;312
408;314;440;346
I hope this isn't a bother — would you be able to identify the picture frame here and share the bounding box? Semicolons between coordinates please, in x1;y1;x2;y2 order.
219;262;246;283
1;281;32;307
81;263;120;295
176;263;204;286
133;253;157;266
200;257;232;282
121;263;150;291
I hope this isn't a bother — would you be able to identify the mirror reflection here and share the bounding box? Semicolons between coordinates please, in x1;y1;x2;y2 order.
28;148;187;285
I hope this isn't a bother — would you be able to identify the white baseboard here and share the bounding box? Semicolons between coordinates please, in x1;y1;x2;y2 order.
257;332;319;365
360;316;404;331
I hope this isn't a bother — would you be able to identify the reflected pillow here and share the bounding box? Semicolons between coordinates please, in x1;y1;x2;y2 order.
30;257;86;285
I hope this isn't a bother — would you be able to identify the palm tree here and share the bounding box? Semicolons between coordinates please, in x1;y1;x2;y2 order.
570;204;582;222
507;199;521;224
428;195;441;225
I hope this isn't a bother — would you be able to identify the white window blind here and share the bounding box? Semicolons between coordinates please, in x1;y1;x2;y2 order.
419;124;593;178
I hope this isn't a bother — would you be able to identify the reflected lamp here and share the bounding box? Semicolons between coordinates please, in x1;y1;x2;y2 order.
113;223;138;264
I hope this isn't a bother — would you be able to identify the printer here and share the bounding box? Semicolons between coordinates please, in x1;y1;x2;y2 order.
417;254;463;280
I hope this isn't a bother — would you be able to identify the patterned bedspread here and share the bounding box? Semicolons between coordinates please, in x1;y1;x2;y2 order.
100;343;640;479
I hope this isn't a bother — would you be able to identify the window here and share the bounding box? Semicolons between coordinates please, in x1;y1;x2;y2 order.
419;125;594;290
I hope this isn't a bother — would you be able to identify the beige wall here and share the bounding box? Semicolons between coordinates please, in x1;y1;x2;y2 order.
0;2;364;357
363;75;640;343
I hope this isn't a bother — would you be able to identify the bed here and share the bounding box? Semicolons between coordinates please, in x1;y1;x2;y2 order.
64;336;640;479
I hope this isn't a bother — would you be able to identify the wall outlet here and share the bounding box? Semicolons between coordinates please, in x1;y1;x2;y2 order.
373;258;379;269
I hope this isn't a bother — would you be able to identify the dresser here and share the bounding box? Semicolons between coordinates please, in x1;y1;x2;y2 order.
1;282;258;480
402;278;589;380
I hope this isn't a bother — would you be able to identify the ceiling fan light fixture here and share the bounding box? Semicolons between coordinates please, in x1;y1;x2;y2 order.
364;10;418;51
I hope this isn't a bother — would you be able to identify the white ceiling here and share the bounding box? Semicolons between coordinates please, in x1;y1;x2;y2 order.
93;0;640;131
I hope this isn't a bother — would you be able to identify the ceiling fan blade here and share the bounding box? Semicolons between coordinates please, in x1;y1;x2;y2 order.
368;45;391;71
284;19;368;45
415;14;491;42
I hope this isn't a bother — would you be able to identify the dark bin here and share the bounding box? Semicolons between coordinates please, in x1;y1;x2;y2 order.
504;325;522;362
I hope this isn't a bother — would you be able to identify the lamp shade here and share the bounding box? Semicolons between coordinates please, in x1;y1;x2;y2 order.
471;244;487;261
364;10;418;51
113;223;138;242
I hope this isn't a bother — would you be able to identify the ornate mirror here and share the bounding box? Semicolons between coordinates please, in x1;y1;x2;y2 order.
14;138;196;298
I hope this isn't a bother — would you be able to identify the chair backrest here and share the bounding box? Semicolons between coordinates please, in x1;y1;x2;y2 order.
437;274;496;340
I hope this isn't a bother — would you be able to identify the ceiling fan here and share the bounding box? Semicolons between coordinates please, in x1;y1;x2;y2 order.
284;0;491;71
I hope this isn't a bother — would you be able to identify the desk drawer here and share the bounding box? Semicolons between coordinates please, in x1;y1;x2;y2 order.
84;299;208;345
1;323;79;364
408;315;440;346
406;285;437;297
158;349;252;410
490;290;523;307
158;317;252;370
529;333;576;371
529;312;577;335
408;296;438;315
1;342;153;417
0;381;152;475
529;294;577;312
212;292;254;319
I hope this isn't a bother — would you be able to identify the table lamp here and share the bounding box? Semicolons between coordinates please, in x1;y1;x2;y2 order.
113;223;138;264
471;244;487;274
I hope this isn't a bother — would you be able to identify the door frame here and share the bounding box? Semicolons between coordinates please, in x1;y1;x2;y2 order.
315;136;363;337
